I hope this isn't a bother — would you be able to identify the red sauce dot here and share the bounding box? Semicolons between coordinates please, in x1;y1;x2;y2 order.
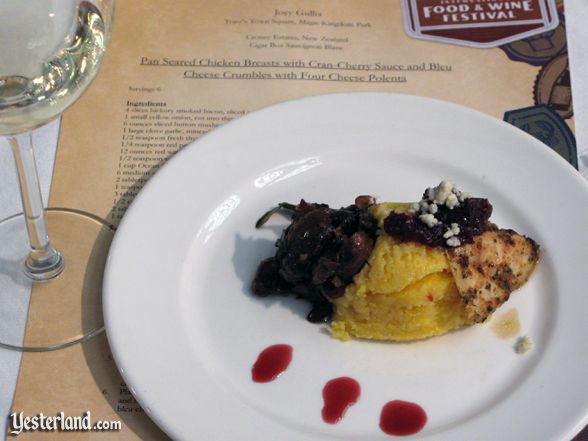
427;293;434;302
321;377;361;424
379;400;427;436
251;344;293;383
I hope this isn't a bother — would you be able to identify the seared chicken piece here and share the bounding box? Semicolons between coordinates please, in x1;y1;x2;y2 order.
446;229;540;323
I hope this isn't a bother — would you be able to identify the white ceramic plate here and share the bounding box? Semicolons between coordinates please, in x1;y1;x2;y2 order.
104;93;588;441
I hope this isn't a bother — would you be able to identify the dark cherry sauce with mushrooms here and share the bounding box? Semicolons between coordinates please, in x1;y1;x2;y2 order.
252;196;378;323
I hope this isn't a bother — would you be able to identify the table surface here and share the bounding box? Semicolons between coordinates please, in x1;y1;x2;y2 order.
1;0;587;437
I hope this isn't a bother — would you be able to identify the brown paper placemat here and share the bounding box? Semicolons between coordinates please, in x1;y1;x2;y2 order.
10;0;577;439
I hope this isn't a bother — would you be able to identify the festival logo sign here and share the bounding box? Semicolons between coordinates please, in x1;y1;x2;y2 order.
402;0;559;48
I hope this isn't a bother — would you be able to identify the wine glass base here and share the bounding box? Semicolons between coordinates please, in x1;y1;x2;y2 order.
24;248;64;281
0;208;115;351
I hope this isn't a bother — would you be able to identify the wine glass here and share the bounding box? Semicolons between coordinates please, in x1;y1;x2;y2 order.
0;0;115;351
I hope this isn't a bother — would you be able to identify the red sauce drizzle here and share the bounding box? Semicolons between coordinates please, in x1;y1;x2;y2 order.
379;400;427;436
251;344;293;383
321;377;361;424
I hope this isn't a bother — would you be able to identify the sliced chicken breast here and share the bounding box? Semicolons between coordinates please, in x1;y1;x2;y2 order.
446;229;540;323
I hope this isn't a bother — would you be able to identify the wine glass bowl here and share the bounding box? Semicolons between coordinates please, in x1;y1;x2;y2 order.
0;0;112;135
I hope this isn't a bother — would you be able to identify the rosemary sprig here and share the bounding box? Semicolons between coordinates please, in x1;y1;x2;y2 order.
255;202;296;228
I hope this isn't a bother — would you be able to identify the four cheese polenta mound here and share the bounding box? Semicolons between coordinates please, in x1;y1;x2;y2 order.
330;203;469;341
330;235;469;341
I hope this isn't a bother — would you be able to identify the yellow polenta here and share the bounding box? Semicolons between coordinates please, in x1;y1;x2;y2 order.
330;203;469;341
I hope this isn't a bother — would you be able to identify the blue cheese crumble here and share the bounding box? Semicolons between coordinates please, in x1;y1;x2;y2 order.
515;335;533;354
409;180;471;247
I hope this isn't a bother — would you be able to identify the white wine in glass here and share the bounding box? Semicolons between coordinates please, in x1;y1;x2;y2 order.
0;0;115;351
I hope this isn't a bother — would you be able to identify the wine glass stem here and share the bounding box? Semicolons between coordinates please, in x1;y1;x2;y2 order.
8;132;64;280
